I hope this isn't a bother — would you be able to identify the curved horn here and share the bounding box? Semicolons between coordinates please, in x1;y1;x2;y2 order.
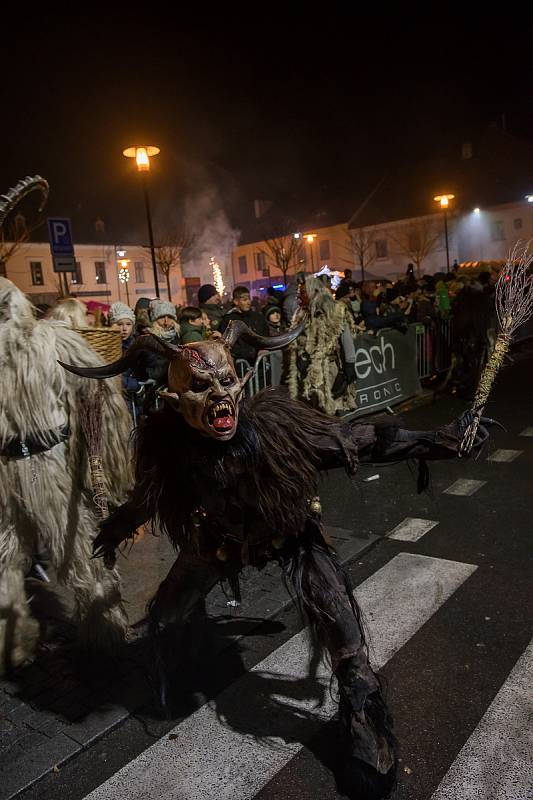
58;333;180;380
222;313;307;352
0;175;49;228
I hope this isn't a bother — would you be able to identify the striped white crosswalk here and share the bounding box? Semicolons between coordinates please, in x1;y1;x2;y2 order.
387;517;439;541
83;553;477;800
444;478;487;496
431;638;533;800
487;448;523;463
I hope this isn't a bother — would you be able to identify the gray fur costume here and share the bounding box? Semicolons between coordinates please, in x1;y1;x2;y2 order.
288;277;357;415
0;279;132;671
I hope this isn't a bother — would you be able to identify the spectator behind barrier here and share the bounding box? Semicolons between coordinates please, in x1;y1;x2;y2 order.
219;286;270;364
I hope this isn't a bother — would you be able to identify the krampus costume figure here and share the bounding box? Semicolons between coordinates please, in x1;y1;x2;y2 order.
0;276;133;671
60;318;492;799
288;277;358;415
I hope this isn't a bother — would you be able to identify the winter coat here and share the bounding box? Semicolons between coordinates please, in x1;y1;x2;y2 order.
180;322;207;344
219;307;269;364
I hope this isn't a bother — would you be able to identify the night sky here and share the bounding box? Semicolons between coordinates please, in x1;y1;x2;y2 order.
3;15;533;241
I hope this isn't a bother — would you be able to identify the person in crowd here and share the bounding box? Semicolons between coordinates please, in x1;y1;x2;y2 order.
450;279;494;399
134;297;153;335
266;286;284;307
360;280;406;332
404;262;417;291
220;286;269;364
145;299;181;389
47;297;89;328
264;304;285;337
178;306;210;344
335;281;366;333
109;302;146;420
281;271;306;326
198;284;224;332
288;276;357;416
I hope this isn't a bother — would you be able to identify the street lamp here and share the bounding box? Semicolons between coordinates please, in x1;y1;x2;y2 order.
434;194;455;273
123;145;161;297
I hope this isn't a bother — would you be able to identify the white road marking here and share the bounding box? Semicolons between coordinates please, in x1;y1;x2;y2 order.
444;479;487;496
431;638;533;800
487;449;523;463
387;517;439;542
519;427;533;437
83;553;477;800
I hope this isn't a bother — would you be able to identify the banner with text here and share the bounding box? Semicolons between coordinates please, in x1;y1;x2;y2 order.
352;325;421;417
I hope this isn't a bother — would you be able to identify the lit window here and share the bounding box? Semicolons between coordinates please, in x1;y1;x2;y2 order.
375;239;388;259
134;261;145;283
490;221;505;242
319;239;330;260
30;261;44;286
71;261;83;284
95;261;107;283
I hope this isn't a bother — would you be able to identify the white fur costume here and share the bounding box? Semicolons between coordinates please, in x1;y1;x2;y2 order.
0;278;132;672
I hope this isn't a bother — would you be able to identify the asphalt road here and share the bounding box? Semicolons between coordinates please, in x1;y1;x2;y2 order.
11;348;533;800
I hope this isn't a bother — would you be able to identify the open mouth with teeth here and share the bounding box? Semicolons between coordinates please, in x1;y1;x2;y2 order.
206;400;236;434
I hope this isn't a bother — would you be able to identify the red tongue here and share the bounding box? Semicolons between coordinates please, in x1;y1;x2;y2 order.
213;416;234;431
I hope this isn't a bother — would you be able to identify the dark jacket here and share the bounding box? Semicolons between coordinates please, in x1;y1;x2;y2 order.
180;321;207;344
219;307;269;363
200;302;224;332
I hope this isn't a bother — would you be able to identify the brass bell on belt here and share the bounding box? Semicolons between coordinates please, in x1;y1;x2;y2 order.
309;496;322;516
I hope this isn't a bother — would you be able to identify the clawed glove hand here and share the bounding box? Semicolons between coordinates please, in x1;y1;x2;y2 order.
438;409;504;455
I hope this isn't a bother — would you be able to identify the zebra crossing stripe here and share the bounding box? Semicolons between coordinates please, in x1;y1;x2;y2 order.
431;638;533;800
444;479;486;496
83;554;477;800
387;517;439;541
519;427;533;437
487;448;523;463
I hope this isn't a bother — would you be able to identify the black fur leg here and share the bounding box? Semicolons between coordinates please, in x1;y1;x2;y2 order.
283;521;397;799
147;552;222;714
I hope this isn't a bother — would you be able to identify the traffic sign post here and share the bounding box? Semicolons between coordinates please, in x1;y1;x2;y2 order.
48;217;76;296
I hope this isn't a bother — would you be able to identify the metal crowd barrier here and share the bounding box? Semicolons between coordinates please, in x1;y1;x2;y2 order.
236;319;453;400
415;318;453;380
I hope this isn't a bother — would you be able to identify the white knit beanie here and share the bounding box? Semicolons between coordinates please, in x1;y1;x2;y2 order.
109;302;135;325
149;299;177;322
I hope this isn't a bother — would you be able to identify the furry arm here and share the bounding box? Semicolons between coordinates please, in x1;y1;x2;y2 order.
350;412;492;466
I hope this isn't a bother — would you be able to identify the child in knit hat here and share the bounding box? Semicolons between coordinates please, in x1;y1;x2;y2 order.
149;299;180;344
108;302;143;420
109;302;136;342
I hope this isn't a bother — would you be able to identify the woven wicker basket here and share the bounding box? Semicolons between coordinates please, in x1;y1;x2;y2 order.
75;328;122;364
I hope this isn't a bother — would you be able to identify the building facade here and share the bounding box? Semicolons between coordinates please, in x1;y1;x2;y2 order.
4;198;532;307
1;242;184;307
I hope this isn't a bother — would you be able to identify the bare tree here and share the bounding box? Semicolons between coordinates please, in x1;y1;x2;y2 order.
0;214;41;278
260;222;304;283
388;216;442;278
148;226;196;302
348;227;378;281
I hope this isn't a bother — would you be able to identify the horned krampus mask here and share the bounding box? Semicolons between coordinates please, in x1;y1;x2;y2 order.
59;318;306;440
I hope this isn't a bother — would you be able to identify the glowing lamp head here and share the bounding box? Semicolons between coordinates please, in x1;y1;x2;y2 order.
434;193;455;209
123;145;160;173
135;148;150;172
306;234;316;244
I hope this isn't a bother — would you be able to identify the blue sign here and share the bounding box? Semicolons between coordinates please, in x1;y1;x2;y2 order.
48;217;76;272
47;218;74;256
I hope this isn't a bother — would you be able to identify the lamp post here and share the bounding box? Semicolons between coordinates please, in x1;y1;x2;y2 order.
306;233;317;271
123;145;161;297
434;193;455;273
118;259;131;305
